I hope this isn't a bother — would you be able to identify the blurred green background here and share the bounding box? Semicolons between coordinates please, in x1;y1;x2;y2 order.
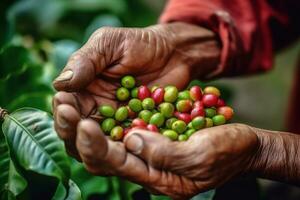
0;0;299;200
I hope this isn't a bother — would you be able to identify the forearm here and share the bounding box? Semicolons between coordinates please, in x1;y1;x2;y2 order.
250;127;300;185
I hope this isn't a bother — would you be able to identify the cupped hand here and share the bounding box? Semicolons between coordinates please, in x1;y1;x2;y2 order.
52;22;219;158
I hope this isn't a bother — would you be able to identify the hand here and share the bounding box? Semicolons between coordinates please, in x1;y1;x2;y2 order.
52;22;220;158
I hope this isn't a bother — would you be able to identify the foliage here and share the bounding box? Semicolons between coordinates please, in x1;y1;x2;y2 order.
0;0;217;200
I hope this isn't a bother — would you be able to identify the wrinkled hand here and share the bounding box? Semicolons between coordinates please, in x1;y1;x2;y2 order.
53;22;219;158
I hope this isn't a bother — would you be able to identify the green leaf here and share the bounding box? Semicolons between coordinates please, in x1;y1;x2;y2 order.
65;180;82;200
70;160;109;199
52;180;82;200
0;129;27;196
119;179;142;200
0;189;16;200
2;108;70;183
0;45;29;80
191;190;215;200
8;92;53;113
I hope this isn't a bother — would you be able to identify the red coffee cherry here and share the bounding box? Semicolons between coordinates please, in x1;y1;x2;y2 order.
189;86;202;101
202;94;218;107
217;98;226;107
147;124;159;132
217;106;234;121
190;107;205;119
138;85;151;100
151;87;165;105
131;118;147;127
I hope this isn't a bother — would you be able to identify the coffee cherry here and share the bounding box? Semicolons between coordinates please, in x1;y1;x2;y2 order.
158;102;174;118
217;106;234;120
191;116;206;130
110;126;124;141
178;90;191;100
99;105;115;118
138;110;152;123
171;120;186;134
138;85;151;100
101;118;116;134
164;85;174;91
147;124;159;132
191;107;205;119
178;134;188;141
163;130;178;141
176;100;193;113
187;122;193;129
190;85;202;101
205;118;214;128
217;98;226;107
116;87;130;101
142;98;155;110
205;108;216;118
184;129;196;137
212;115;226;126
151;87;164;105
115;106;128;121
204;86;220;97
131;87;138;98
151;85;159;93
193;100;204;108
149;113;165;127
128;98;142;112
121;75;135;89
122;120;132;128
175;112;191;124
132;118;147;127
202;94;218;107
166;117;177;129
164;86;178;103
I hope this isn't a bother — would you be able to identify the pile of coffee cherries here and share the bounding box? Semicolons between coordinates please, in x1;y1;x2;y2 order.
98;76;234;141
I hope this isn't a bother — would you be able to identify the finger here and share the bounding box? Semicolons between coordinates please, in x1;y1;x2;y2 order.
53;49;104;92
76;119;151;183
52;91;80;115
54;104;81;159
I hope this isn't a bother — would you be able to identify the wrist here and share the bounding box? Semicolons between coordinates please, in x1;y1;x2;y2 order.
248;127;300;185
150;22;221;79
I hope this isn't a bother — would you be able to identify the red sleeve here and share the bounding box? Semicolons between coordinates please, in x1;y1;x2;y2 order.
159;0;289;77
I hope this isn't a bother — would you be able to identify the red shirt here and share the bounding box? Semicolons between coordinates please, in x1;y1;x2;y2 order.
160;0;300;133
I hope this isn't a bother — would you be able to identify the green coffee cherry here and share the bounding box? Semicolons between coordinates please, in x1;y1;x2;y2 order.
99;105;115;117
138;110;152;123
149;113;165;127
163;130;178;141
212;115;226;126
192;116;206;130
178;134;188;141
187;122;193;129
205;118;214;128
184;129;196;137
205;108;217;118
158;102;174;118
166;117;177;129
128;98;142;112
110;126;124;141
116;87;130;101
171;120;186;134
142;98;155;110
151;85;159;93
178;90;191;100
121;75;135;89
115;106;128;121
164;86;178;103
131;87;138;98
101;118;116;134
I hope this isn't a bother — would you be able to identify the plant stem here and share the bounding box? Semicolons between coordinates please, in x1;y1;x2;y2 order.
0;107;8;119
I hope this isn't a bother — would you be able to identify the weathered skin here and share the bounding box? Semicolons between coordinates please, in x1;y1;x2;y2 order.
52;22;300;199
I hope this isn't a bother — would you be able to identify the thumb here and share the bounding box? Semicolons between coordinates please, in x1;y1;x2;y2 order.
124;129;186;169
53;51;102;92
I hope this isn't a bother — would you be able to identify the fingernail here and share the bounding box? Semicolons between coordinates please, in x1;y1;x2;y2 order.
57;115;68;129
125;134;144;154
55;70;73;82
78;130;91;146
